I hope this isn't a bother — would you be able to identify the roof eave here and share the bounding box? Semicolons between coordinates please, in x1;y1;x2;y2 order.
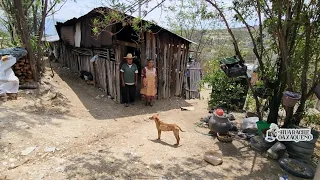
60;7;195;44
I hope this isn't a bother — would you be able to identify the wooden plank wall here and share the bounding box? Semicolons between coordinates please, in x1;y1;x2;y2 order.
185;61;201;99
78;56;91;72
79;17;113;48
115;45;121;103
56;31;190;103
56;42;120;103
60;26;75;46
142;32;190;99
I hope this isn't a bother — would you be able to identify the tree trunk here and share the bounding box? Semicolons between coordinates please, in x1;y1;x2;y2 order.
36;0;48;74
291;17;312;125
293;82;319;125
206;0;263;119
292;98;306;125
32;4;38;34
267;84;283;124
267;56;287;124
13;0;39;81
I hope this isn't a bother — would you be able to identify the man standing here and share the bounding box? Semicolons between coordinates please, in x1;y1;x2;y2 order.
121;53;138;107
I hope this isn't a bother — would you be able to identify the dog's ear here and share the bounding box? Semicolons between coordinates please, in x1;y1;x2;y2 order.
156;113;159;116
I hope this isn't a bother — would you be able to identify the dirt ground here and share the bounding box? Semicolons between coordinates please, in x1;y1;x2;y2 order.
0;63;314;180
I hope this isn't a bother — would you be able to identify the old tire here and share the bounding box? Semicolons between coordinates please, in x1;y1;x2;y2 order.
250;136;274;152
250;143;264;152
286;141;316;149
286;143;315;155
279;158;315;179
287;151;312;163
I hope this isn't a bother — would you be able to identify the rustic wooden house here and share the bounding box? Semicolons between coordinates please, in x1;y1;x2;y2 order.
53;7;194;103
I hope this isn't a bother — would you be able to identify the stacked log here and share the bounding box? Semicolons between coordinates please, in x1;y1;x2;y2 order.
11;56;34;84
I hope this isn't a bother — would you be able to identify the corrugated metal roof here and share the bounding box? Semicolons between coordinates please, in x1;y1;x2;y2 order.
61;7;196;44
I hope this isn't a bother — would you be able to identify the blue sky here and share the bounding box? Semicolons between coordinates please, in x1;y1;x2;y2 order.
50;0;170;23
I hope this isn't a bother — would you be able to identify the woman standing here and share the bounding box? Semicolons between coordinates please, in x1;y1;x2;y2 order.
140;59;157;106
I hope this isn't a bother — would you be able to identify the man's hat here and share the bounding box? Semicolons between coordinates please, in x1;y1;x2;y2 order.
123;53;136;59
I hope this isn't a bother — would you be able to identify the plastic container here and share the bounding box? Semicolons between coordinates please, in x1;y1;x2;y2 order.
282;91;301;107
208;113;232;133
256;121;270;135
203;150;223;166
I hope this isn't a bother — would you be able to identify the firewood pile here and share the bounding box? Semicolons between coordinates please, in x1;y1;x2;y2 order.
12;56;34;84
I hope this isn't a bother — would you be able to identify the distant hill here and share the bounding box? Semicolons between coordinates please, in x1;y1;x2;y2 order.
169;26;257;63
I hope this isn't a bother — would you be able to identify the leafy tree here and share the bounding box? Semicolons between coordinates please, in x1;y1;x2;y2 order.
0;0;69;81
92;0;320;126
165;0;217;62
203;60;245;111
204;0;320;126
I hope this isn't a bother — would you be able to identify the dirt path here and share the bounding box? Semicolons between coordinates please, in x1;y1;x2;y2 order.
0;63;306;179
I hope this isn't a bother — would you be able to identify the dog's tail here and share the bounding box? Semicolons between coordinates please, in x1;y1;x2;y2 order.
177;125;186;132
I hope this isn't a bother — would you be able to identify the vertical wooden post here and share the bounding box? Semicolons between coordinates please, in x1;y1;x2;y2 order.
90;62;96;86
178;41;184;96
186;43;190;98
185;75;189;99
180;41;188;97
166;35;171;99
168;36;174;98
175;39;181;96
146;32;151;60
105;49;109;94
140;31;146;67
163;43;167;99
90;50;96;87
115;45;121;103
156;34;161;99
151;34;156;66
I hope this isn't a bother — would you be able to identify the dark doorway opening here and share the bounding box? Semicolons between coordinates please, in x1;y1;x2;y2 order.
120;46;142;104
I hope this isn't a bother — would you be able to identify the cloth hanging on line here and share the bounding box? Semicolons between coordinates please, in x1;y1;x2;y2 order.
0;55;19;94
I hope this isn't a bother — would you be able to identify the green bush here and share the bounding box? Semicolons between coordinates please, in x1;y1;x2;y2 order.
202;66;245;110
304;114;320;126
305;99;317;109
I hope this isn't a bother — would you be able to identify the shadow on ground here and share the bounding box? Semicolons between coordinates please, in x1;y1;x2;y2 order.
53;62;192;120
63;145;305;180
64;151;225;179
0;106;62;139
214;140;306;180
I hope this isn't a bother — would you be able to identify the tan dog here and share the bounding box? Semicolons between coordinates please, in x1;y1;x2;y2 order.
149;114;185;145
